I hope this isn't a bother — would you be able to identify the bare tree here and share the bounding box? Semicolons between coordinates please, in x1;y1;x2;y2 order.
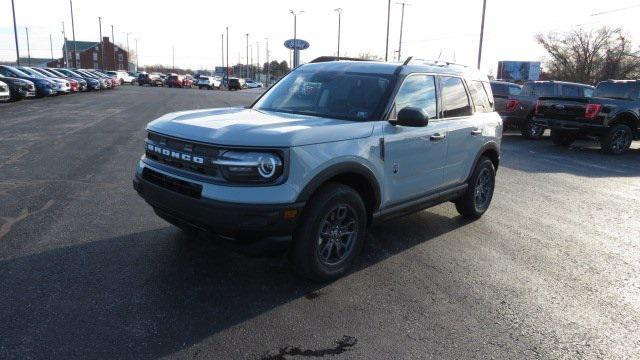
536;26;640;84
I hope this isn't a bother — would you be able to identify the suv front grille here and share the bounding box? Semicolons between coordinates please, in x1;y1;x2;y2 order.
145;131;223;178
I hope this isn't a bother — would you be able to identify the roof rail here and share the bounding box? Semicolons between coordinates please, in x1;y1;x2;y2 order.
309;56;374;63
407;58;469;68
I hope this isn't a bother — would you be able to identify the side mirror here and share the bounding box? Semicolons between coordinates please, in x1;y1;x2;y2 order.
395;107;429;127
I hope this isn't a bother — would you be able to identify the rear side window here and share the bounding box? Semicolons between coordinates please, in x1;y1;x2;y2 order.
441;76;472;118
584;88;594;97
594;82;637;100
391;74;437;120
508;85;521;96
469;80;492;112
490;83;507;96
561;85;581;97
533;83;555;96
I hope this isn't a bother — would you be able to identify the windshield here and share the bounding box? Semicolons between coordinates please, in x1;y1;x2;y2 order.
19;67;46;78
2;66;30;78
254;68;393;121
594;81;637;100
47;69;66;77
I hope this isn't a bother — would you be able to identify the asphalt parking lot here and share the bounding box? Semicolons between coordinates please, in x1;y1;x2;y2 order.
1;86;639;359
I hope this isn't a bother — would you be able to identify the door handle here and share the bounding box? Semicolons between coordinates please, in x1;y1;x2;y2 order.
430;133;446;141
471;129;483;136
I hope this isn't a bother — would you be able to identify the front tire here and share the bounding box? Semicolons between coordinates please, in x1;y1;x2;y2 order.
601;124;633;155
521;117;545;139
455;157;496;220
550;129;576;147
290;183;367;282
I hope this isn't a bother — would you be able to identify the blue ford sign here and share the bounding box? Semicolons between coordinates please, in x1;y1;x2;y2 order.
284;39;310;50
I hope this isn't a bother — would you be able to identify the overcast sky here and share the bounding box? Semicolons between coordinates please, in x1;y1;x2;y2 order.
1;0;640;73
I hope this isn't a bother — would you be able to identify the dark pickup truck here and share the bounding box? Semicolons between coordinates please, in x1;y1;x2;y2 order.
533;80;640;154
502;81;594;139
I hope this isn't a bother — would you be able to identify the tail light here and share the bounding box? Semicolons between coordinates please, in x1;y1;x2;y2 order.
534;100;542;115
506;99;519;112
584;103;602;119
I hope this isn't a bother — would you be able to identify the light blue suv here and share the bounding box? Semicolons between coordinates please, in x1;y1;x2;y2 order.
133;58;502;281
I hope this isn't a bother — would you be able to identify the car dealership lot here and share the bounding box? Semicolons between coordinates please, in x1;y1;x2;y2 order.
1;86;639;359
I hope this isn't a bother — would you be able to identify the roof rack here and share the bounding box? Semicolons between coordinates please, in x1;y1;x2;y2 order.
406;58;469;68
309;56;374;63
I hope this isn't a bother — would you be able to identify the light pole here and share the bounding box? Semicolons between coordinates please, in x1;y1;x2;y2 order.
25;27;31;66
111;25;116;70
256;41;260;82
62;22;68;67
477;0;487;69
172;46;175;72
289;10;304;67
11;0;20;65
385;0;391;61
135;38;138;71
334;8;342;58
98;17;104;69
50;34;54;64
70;0;77;67
225;26;229;87
396;2;410;61
126;32;131;71
245;33;249;79
221;33;224;76
250;45;253;80
265;37;270;86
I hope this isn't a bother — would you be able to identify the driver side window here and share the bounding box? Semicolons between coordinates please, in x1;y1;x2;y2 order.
390;74;437;120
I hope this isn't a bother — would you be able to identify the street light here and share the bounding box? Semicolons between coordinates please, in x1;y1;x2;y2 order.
265;37;270;86
385;0;391;61
334;8;342;58
98;17;104;69
289;9;304;67
25;27;31;66
246;33;249;79
70;0;77;67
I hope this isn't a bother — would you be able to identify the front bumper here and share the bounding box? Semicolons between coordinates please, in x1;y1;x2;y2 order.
133;167;304;248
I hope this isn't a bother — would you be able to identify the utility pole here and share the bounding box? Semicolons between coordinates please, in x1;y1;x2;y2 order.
334;8;342;58
98;17;104;69
111;25;116;70
250;45;253;80
396;2;410;62
62;22;68;67
172;46;175;72
50;34;54;65
11;0;20;65
385;0;391;61
477;0;487;69
70;0;77;67
245;33;249;79
25;27;31;66
289;10;304;67
257;41;260;82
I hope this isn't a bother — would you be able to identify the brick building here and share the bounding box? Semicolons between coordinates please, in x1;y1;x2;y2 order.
48;37;129;71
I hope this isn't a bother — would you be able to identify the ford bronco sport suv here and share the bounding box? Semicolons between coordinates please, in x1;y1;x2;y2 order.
133;57;502;281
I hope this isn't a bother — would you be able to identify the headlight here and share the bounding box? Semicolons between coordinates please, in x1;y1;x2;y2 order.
213;151;283;183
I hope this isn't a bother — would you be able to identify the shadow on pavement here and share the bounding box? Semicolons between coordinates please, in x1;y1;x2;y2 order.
0;210;466;359
500;133;640;178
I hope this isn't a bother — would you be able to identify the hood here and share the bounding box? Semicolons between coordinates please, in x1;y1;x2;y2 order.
147;108;375;147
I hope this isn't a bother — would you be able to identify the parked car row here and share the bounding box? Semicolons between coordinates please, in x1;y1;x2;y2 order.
136;72;263;91
491;79;639;154
0;65;121;102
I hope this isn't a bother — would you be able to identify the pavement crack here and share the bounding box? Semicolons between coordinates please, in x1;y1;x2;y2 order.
259;335;357;360
0;200;54;240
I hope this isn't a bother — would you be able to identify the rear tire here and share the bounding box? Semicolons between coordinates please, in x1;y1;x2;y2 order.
455;157;496;220
550;129;576;147
520;117;545;139
290;183;367;282
601;124;633;155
